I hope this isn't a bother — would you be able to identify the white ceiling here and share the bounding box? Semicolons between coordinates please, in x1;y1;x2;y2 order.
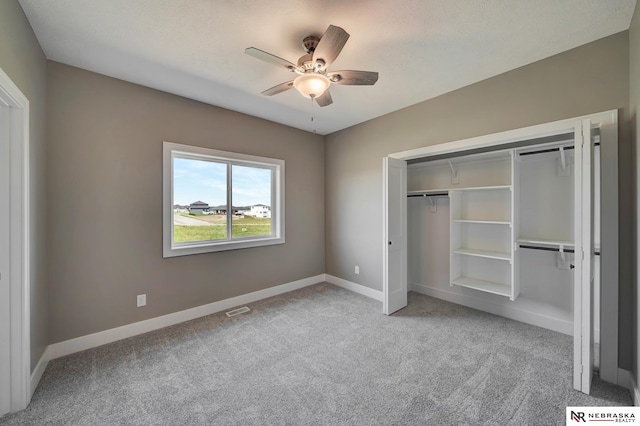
18;0;637;135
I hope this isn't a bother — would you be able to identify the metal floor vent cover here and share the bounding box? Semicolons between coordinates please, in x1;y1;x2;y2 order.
225;306;250;317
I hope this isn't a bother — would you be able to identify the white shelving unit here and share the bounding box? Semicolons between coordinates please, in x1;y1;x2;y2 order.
449;178;518;300
407;143;582;305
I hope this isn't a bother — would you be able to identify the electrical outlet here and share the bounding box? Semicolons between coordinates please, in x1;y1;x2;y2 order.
137;294;146;307
355;266;360;275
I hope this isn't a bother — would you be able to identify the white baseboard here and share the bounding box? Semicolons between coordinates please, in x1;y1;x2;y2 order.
35;275;615;406
618;368;633;390
29;346;50;397
617;368;639;405
47;274;325;361
325;274;383;301
411;282;573;336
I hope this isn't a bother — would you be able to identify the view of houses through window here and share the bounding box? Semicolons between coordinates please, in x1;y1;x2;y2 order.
164;142;284;257
172;158;273;244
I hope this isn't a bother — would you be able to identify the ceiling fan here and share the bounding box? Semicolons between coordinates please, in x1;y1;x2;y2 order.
245;25;378;107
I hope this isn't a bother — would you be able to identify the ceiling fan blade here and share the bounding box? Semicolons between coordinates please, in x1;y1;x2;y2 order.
315;89;333;107
245;47;301;72
328;70;379;85
312;25;349;67
261;81;294;96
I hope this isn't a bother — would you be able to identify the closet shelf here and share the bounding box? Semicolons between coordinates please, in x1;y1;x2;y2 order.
452;219;511;225
451;277;511;298
451;248;511;261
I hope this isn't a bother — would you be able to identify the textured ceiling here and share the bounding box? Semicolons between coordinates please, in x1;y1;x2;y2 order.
18;0;637;135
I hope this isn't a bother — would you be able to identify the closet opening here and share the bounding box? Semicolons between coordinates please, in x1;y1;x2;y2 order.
382;110;618;394
406;137;600;328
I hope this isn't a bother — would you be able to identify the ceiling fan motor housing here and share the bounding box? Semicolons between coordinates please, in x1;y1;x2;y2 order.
297;54;326;72
297;53;315;70
302;35;320;53
299;34;327;72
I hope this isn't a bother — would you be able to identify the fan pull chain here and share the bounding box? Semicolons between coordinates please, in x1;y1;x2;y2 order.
310;96;317;134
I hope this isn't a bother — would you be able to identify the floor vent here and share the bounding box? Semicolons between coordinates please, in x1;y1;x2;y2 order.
226;306;250;317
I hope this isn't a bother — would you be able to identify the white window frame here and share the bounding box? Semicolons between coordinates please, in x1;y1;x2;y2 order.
163;141;285;257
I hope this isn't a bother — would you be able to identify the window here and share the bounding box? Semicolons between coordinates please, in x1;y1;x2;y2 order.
163;142;284;257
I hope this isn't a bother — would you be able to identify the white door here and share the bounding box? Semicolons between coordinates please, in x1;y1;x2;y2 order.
0;104;11;416
382;157;407;315
573;119;595;394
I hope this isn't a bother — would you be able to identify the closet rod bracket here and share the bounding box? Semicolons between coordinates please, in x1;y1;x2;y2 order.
428;197;437;212
448;160;459;185
557;245;571;270
557;147;570;177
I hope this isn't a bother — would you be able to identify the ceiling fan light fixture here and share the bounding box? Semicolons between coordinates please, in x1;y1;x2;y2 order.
246;25;377;107
293;73;330;98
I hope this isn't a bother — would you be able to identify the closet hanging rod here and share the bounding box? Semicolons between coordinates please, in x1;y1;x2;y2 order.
518;143;602;157
519;146;573;157
408;131;578;165
519;132;601;157
519;244;600;256
407;192;449;198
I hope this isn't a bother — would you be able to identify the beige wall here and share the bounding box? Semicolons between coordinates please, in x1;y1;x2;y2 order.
630;2;639;388
325;32;633;369
0;0;49;371
1;0;636;378
46;62;325;342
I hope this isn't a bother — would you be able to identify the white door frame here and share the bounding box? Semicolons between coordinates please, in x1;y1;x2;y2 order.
383;109;619;392
0;67;31;414
573;119;596;393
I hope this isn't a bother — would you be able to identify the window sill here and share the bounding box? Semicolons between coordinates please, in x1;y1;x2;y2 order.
163;235;285;258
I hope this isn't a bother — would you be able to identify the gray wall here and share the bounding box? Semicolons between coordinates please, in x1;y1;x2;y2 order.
630;2;639;389
325;32;633;370
0;0;49;371
46;62;325;343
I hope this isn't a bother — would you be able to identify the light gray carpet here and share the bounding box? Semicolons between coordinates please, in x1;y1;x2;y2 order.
0;283;631;425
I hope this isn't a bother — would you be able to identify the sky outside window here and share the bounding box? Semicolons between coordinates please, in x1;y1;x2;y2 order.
173;158;271;207
173;157;226;206
231;164;271;207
